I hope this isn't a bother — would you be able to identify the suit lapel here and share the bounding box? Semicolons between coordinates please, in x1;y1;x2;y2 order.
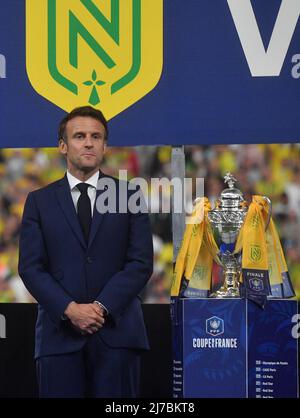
55;175;87;249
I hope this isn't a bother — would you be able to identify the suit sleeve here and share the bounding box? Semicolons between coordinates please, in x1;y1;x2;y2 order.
18;192;74;326
96;208;153;325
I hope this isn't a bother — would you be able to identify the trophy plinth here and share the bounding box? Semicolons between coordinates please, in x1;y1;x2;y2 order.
208;173;247;298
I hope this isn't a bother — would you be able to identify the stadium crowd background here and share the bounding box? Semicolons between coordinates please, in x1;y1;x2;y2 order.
0;143;299;303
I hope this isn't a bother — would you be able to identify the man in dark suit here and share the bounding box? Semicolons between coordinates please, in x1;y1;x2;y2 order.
18;106;153;398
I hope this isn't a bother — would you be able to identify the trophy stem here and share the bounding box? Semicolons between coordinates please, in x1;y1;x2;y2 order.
210;253;241;298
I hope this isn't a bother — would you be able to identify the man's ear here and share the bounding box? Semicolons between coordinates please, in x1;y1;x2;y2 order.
103;141;107;155
59;139;67;156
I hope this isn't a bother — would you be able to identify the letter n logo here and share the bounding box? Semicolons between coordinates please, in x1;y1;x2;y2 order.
250;245;262;263
26;0;163;119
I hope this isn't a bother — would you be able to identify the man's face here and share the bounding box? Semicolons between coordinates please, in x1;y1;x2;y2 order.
59;116;107;176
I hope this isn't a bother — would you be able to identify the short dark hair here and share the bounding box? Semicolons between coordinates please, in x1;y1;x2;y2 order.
58;106;108;142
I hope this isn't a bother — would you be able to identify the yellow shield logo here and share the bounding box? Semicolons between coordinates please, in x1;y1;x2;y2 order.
26;0;163;119
250;244;262;263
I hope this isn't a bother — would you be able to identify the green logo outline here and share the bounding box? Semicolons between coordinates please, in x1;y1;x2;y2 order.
47;0;141;100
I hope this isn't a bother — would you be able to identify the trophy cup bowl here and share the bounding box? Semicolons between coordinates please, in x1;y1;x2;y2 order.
208;174;248;298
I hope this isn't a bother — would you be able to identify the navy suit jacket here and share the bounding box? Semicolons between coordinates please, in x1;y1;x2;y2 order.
18;172;153;359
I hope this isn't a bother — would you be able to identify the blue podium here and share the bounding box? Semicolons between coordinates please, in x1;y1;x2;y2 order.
171;298;298;398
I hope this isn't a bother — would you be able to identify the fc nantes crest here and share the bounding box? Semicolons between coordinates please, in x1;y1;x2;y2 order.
26;0;163;119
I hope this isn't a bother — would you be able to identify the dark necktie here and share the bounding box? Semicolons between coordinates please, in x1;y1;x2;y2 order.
76;183;92;243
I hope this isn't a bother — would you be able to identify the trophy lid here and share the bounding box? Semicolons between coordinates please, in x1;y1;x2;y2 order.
217;173;245;210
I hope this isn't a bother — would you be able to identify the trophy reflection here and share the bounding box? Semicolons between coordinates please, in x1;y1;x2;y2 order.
208;173;248;298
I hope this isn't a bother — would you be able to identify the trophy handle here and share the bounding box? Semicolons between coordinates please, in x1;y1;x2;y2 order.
262;196;272;231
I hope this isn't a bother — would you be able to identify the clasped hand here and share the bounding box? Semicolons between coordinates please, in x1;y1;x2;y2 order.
64;302;105;335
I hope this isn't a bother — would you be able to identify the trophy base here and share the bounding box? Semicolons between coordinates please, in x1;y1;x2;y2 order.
210;286;240;298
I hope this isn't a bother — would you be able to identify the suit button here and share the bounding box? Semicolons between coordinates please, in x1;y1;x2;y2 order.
87;257;93;263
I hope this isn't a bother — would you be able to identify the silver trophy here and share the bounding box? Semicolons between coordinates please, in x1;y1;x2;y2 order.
208;173;247;297
208;173;271;298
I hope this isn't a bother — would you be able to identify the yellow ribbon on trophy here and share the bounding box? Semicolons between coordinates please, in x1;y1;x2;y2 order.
172;194;295;301
171;197;220;297
235;196;269;272
235;195;294;301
